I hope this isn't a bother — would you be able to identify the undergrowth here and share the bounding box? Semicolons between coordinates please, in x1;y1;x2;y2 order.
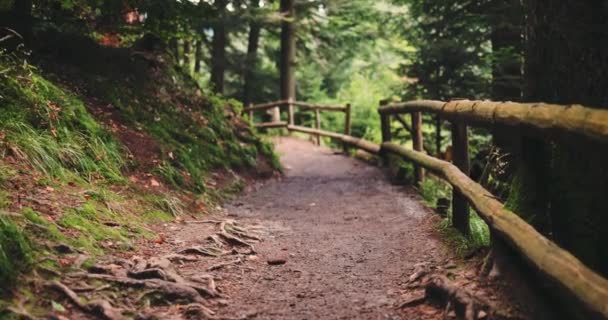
419;176;491;255
0;51;125;183
0;32;279;299
0;217;34;293
32;30;279;193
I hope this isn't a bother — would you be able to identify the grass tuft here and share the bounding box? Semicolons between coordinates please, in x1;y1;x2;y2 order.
0;217;34;292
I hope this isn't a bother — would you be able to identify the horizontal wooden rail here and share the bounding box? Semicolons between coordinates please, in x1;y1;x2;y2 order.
287;125;380;154
244;100;348;113
292;101;348;112
244;100;288;112
379;99;608;142
254;121;288;129
381;142;608;319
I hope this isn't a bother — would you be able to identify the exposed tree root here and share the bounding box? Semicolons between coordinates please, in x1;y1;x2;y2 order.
180;245;224;257
40;219;264;319
207;258;242;271
424;275;489;320
49;281;128;320
399;265;513;320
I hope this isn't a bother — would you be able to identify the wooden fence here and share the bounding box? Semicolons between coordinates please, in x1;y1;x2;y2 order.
244;99;352;150
246;98;608;319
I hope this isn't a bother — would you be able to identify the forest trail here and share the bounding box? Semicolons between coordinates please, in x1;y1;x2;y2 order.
128;137;550;320
145;137;534;320
215;137;446;319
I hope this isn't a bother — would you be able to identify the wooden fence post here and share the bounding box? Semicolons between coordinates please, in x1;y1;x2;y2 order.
411;111;425;185
379;100;391;164
451;122;470;235
248;103;254;126
288;99;295;126
344;103;352;153
314;108;321;146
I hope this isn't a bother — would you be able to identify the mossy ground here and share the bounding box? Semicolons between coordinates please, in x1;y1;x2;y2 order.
0;29;279;315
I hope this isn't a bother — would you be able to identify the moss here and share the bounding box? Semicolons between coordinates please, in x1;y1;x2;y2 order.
143;210;173;223
0;217;34;293
21;208;64;241
56;202;136;254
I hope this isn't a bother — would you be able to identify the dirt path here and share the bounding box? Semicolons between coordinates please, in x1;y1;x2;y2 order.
145;136;495;320
212;137;450;319
129;137;546;320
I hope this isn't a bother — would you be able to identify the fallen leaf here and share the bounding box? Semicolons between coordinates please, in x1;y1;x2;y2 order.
51;300;66;312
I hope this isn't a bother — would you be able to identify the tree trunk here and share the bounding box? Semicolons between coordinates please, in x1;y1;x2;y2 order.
210;0;228;94
278;0;296;122
169;38;180;63
489;0;523;102
513;0;608;278
183;40;191;73
194;39;203;74
243;0;262;106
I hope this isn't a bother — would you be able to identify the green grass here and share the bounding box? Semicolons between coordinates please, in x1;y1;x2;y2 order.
419;175;490;253
0;217;34;293
57;202;135;254
0;59;125;183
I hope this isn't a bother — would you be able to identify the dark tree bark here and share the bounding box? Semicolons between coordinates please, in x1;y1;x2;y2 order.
194;39;203;74
169;38;180;63
512;0;608;278
210;0;228;94
183;40;191;73
489;0;523;101
243;0;262;106
278;0;296;121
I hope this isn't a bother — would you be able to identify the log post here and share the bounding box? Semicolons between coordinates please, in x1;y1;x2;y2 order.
314;108;321;146
248;103;254;126
380;100;392;164
411;111;425;185
451;122;470;235
343;103;352;153
288;99;295;126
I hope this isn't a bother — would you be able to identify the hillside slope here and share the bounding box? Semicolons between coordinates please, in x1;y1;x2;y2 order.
0;31;278;317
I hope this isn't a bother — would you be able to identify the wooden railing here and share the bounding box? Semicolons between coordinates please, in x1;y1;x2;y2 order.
244;99;352;150
378;99;608;319
246;98;608;318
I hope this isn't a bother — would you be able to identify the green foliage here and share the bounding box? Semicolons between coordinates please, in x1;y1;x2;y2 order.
153;196;185;217
0;217;34;292
143;210;173;223
0;55;125;182
419;176;490;251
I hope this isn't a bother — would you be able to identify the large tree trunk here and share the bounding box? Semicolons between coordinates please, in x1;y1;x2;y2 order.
490;0;523;101
194;39;203;74
512;0;608;278
210;0;228;94
278;0;296;122
243;0;262;106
